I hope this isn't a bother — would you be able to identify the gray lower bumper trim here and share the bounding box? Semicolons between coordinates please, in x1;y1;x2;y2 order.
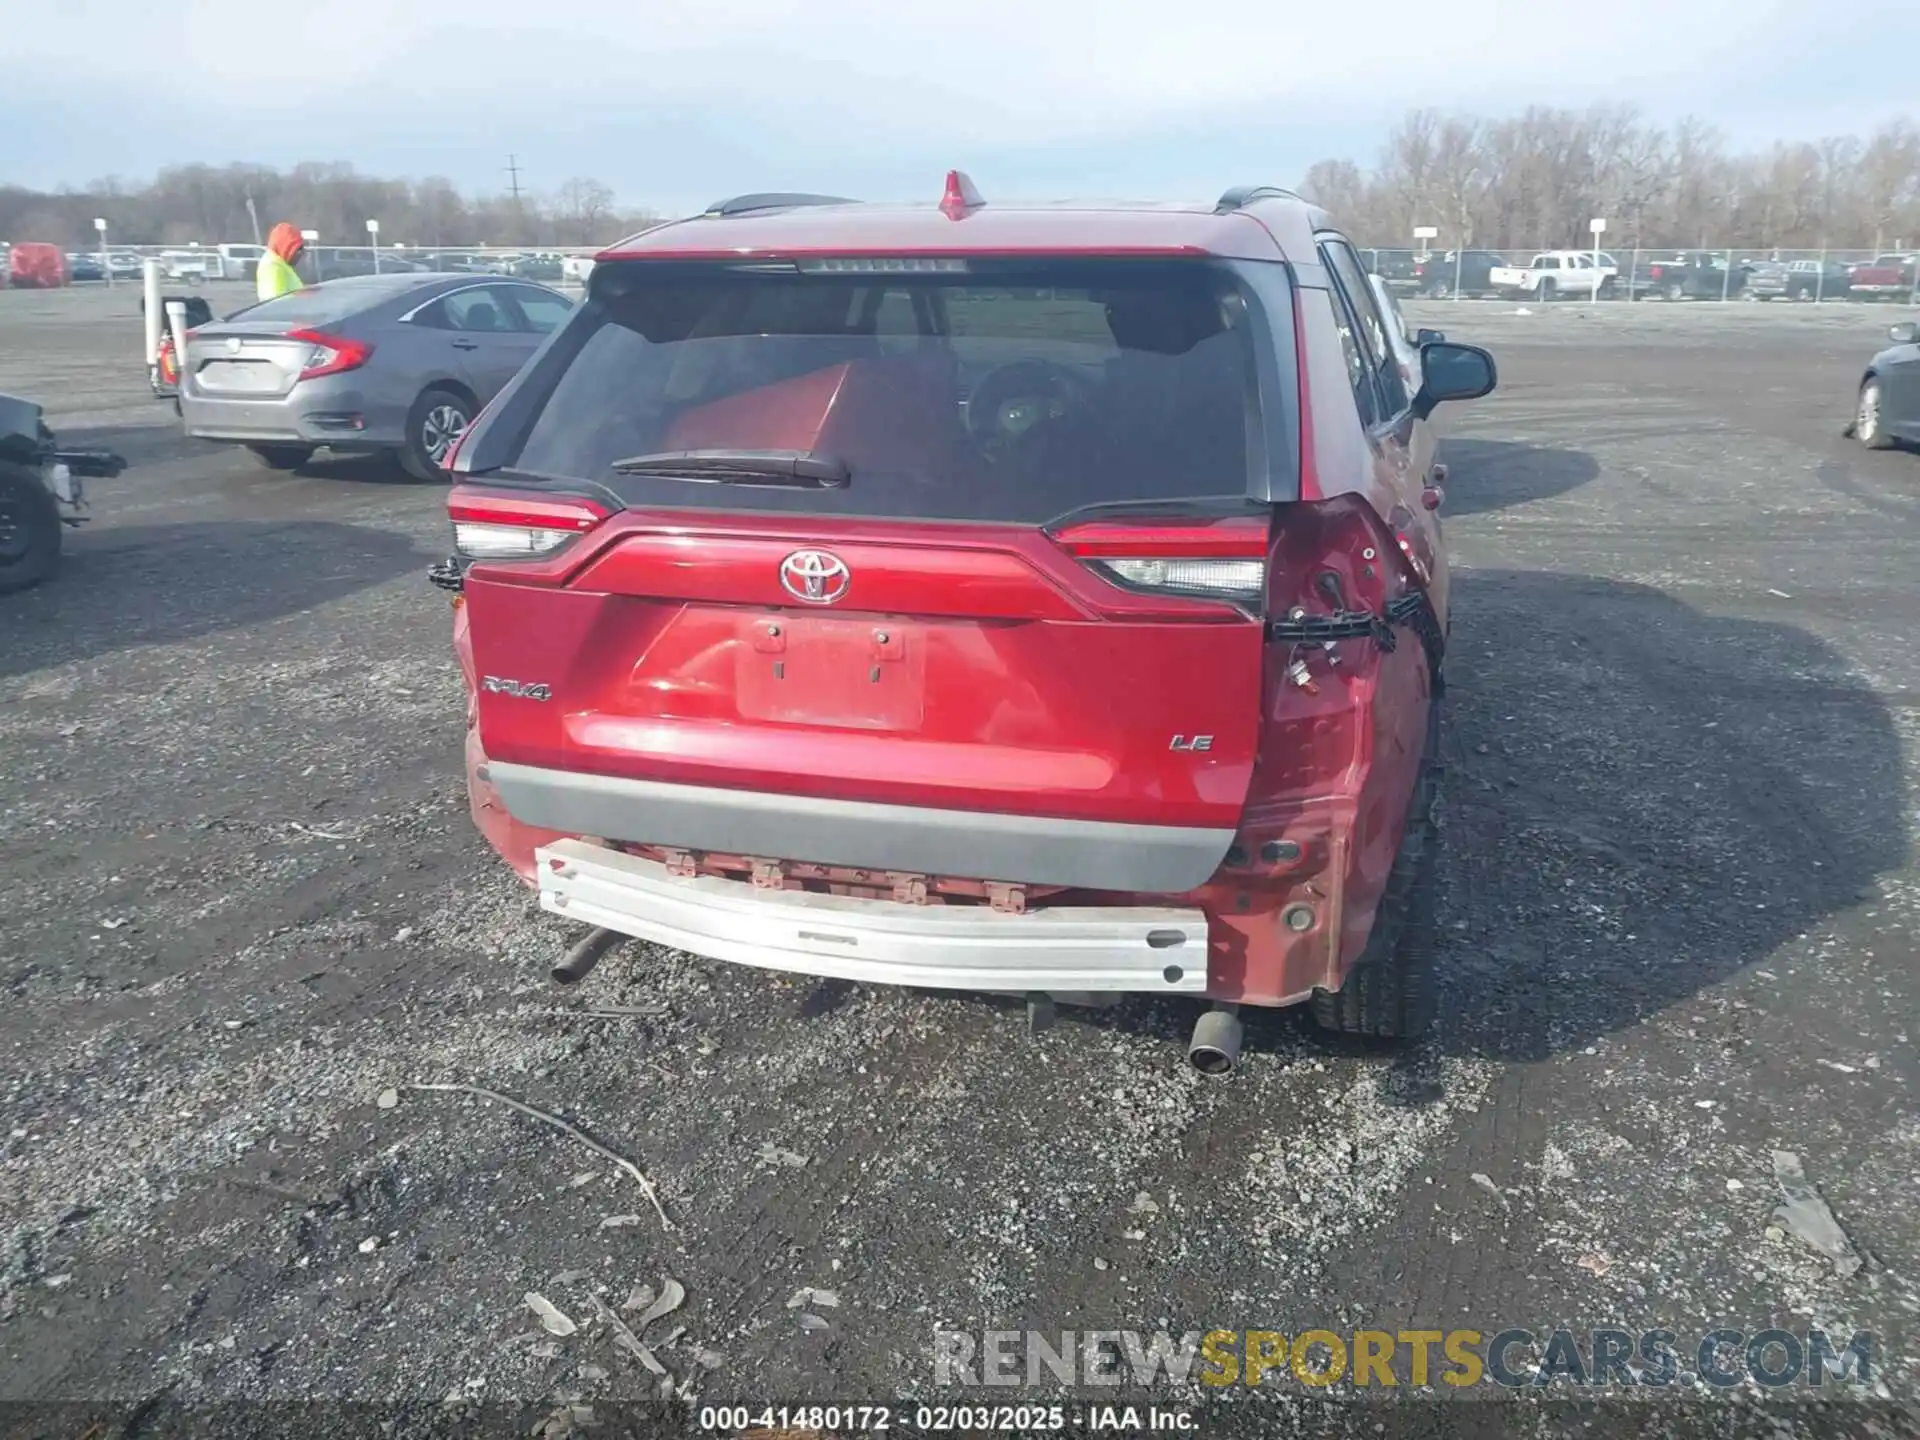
488;762;1234;892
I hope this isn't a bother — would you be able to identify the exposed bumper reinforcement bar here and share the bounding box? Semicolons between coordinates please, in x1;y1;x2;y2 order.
535;838;1210;995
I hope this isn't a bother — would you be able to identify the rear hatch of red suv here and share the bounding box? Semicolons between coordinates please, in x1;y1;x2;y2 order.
451;252;1295;894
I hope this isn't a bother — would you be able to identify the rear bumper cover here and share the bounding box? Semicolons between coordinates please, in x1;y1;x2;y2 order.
487;761;1235;893
178;383;403;448
537;838;1208;996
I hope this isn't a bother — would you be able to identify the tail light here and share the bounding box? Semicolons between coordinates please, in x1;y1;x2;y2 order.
447;487;609;561
287;328;372;381
1052;516;1269;610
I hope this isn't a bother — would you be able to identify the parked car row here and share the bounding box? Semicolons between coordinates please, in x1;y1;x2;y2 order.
1743;258;1856;300
1359;246;1917;301
411;251;574;281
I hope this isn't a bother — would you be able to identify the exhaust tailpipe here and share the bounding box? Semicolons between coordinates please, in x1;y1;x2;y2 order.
1187;1006;1243;1075
551;926;623;986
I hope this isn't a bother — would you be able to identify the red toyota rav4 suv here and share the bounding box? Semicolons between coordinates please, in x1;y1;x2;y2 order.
436;176;1496;1071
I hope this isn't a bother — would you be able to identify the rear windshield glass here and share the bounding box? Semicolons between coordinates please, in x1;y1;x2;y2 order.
510;259;1270;524
231;276;430;326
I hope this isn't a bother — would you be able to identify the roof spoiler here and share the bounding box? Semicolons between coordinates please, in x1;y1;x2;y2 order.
1214;185;1303;214
701;193;858;218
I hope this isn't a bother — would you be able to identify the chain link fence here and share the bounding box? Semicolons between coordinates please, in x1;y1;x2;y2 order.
3;241;606;289
11;234;1920;305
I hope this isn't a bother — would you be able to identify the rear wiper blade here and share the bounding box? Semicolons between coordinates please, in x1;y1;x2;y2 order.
608;448;851;488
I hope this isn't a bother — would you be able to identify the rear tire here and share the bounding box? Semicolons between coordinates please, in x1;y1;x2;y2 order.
401;386;473;481
1311;712;1441;1042
1665;281;1685;301
0;463;63;594
247;444;313;471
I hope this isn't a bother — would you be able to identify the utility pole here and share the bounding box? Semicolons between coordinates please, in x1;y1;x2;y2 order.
506;154;526;245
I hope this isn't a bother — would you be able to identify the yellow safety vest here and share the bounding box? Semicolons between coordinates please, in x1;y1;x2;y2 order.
257;252;302;302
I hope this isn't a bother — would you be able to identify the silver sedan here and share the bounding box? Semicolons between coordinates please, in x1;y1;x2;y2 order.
175;273;575;479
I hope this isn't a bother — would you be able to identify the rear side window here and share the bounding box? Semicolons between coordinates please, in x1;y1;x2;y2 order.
512;288;575;334
419;286;520;332
509;259;1275;524
1320;238;1410;418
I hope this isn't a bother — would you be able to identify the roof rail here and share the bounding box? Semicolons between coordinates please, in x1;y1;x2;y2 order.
1214;185;1303;214
701;192;858;218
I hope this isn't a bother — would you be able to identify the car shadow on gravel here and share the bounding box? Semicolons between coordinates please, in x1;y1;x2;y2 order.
1426;565;1906;1067
54;420;225;470
0;519;425;681
294;452;445;486
54;422;445;488
1436;438;1600;517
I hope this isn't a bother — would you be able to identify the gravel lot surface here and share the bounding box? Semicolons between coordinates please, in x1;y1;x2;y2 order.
2;284;1916;1438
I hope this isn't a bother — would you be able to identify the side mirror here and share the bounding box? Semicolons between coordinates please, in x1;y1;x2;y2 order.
1890;322;1918;345
1413;341;1497;419
1415;328;1446;346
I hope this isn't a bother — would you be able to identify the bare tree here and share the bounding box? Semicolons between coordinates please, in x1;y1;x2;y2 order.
1299;159;1370;221
0;163;646;249
1294;105;1920;252
552;178;616;246
1857;120;1920;251
6;117;1920;254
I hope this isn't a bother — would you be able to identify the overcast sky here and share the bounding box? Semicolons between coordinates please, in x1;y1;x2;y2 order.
8;0;1916;212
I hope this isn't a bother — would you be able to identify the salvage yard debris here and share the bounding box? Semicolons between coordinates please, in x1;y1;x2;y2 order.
525;1292;578;1337
582;1277;692;1394
627;1276;686;1329
1770;1150;1864;1277
591;1292;667;1377
406;1082;671;1230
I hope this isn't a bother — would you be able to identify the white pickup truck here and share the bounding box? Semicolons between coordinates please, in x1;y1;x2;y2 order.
1489;250;1619;301
158;249;219;283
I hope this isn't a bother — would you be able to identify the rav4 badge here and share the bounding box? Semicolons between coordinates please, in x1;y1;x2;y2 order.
482;676;551;701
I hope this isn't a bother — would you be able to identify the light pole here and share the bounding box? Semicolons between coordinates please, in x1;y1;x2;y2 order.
1413;225;1442;299
302;229;321;281
1589;217;1608;302
367;218;381;274
94;217;109;288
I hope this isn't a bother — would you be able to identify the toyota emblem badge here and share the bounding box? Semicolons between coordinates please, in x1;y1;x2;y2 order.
779;549;851;604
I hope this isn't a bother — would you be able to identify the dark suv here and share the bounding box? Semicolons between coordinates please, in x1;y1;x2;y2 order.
1414;249;1506;298
436;176;1496;1070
